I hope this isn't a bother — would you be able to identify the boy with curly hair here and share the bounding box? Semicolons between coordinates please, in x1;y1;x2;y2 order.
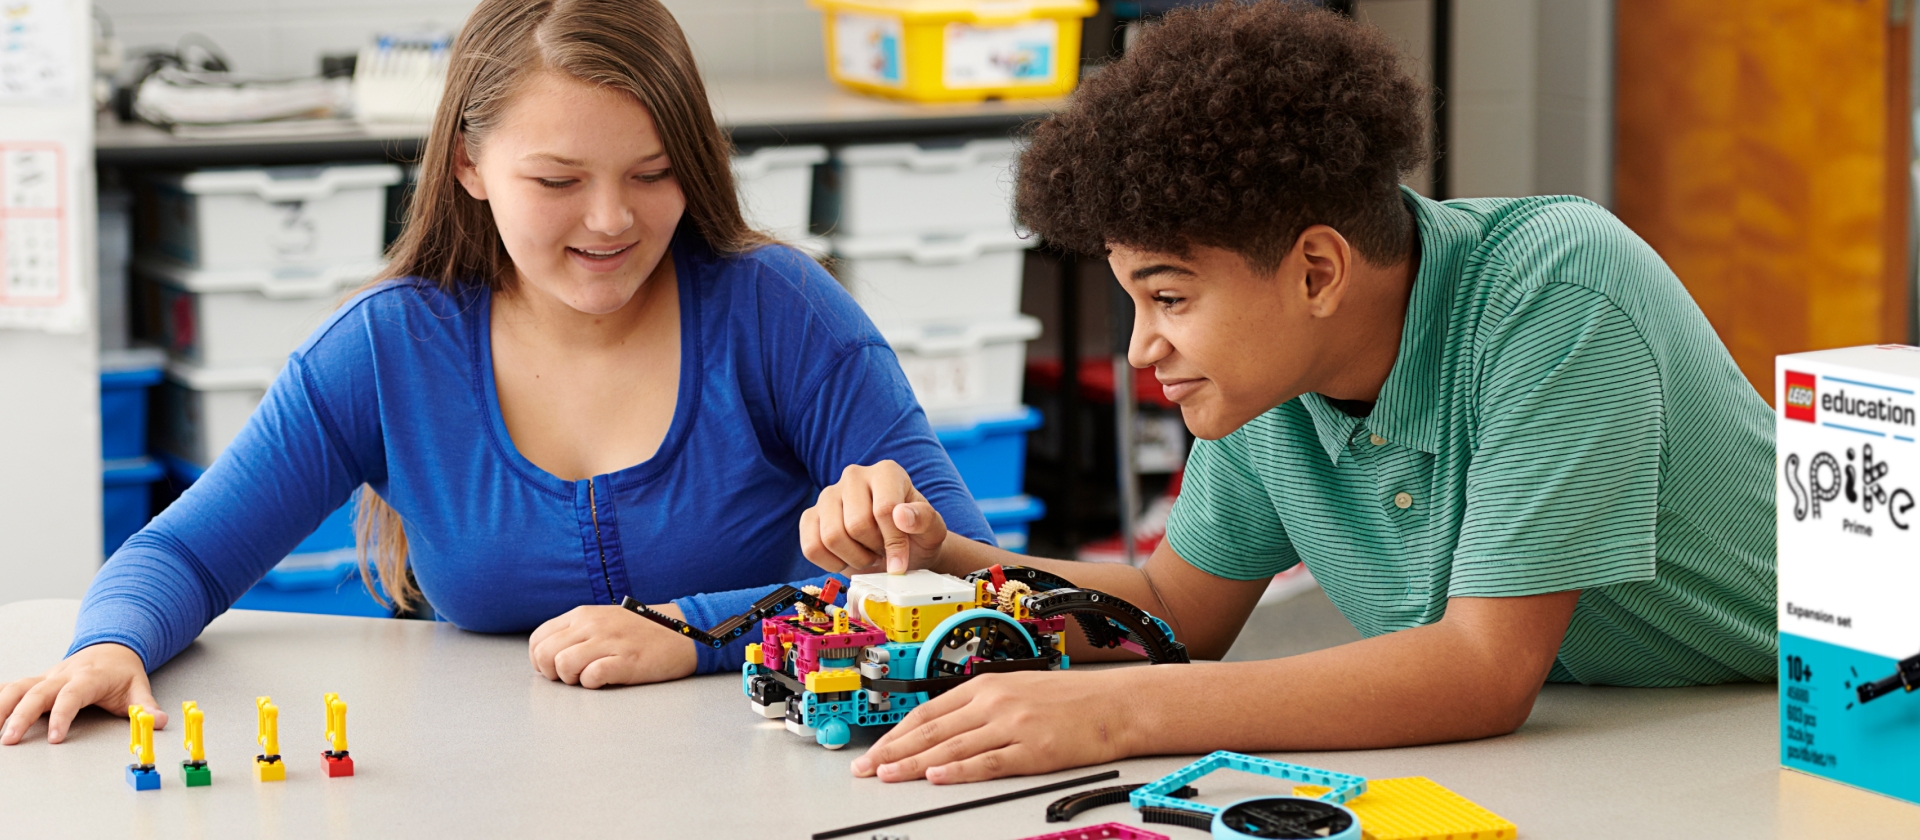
802;1;1776;783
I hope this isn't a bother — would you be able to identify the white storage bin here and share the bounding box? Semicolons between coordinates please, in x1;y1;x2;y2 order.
834;227;1031;326
135;256;381;370
734;145;827;243
155;359;277;467
883;314;1040;423
836;139;1019;236
147;164;402;269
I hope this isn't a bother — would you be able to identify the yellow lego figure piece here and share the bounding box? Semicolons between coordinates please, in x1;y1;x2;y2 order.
126;704;161;789
127;705;155;766
254;696;285;781
180;701;211;786
323;693;349;754
1294;777;1516;840
745;642;763;665
322;692;354;777
181;702;205;763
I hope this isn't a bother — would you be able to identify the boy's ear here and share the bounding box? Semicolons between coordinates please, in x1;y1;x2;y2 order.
1295;225;1353;318
452;135;488;201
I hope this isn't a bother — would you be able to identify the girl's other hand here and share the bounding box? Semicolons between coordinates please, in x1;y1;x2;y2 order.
800;460;948;575
0;643;165;745
528;603;698;688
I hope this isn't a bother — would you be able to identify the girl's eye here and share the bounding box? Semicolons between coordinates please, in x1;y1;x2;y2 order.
536;178;576;189
1152;293;1183;310
637;169;672;184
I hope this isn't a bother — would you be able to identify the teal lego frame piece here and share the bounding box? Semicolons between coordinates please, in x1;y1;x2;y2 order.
1128;751;1366;814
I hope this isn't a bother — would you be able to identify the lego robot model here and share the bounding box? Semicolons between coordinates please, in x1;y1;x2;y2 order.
1857;649;1920;705
622;565;1189;750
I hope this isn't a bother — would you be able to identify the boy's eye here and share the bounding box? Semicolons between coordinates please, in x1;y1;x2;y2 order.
536;178;576;189
1152;293;1183;309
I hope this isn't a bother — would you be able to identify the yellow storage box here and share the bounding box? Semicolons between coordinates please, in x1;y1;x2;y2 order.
811;0;1097;102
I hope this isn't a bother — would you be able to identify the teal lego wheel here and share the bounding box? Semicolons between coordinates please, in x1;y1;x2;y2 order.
816;717;851;750
913;608;1040;694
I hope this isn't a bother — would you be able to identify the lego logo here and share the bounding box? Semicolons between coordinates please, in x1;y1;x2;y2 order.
1785;371;1816;423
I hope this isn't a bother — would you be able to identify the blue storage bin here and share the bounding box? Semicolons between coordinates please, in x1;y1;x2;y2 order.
232;550;391;618
934;407;1042;500
102;457;165;556
164;455;377;615
100;361;164;460
978;494;1045;554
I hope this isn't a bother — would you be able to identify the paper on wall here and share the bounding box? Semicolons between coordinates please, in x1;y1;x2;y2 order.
0;142;84;332
0;0;75;103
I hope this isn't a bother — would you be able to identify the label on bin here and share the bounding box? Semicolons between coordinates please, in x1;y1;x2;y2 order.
944;20;1057;88
834;13;904;86
899;353;983;410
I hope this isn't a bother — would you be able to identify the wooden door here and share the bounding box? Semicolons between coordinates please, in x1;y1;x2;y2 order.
1615;0;1911;399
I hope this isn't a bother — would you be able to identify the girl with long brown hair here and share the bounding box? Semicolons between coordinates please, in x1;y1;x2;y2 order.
0;0;990;747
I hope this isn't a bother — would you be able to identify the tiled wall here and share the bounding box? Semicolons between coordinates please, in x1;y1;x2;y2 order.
94;0;824;82
1354;0;1613;205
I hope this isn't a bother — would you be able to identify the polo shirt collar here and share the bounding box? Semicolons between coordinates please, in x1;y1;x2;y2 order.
1302;188;1473;464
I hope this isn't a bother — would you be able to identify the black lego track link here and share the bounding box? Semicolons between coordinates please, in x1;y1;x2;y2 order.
1140;804;1216;832
1021;589;1190;664
620;586;835;649
967;565;1191;664
1045;783;1198;822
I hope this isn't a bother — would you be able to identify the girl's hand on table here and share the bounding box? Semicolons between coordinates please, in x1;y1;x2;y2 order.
850;669;1137;784
801;460;948;575
0;643;165;745
528;603;698;688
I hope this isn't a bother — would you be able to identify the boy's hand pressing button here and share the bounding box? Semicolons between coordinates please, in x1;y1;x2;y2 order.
800;460;949;575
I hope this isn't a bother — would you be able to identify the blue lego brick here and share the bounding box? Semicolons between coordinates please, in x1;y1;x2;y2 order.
1131;751;1366;814
126;765;161;791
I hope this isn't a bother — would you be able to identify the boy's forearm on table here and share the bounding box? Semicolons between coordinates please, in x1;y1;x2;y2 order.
1121;620;1548;756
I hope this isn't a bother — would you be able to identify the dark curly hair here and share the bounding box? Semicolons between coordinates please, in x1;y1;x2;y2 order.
1015;1;1428;268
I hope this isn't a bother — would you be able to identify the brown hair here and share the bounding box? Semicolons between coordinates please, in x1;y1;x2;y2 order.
1014;1;1427;269
354;0;772;611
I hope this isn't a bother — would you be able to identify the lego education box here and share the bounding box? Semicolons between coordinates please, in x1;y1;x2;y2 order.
1776;345;1920;805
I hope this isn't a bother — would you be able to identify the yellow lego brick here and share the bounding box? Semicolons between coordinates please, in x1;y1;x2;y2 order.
253;758;285;782
1293;777;1515;840
745;643;762;666
805;667;863;694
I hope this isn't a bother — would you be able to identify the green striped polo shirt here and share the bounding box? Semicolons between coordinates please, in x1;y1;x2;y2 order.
1165;189;1778;686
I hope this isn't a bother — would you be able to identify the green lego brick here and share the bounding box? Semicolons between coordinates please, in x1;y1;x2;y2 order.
181;761;211;787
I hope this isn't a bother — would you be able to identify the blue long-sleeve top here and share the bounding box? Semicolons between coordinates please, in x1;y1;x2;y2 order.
71;230;992;675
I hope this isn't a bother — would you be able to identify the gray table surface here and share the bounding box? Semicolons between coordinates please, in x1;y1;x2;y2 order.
2;594;1916;839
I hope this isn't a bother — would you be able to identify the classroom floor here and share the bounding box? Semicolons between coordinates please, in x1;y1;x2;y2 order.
1224;584;1363;662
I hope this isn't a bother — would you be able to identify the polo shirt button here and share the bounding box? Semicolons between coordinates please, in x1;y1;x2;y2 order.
1393;492;1413;509
1369;433;1387;446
